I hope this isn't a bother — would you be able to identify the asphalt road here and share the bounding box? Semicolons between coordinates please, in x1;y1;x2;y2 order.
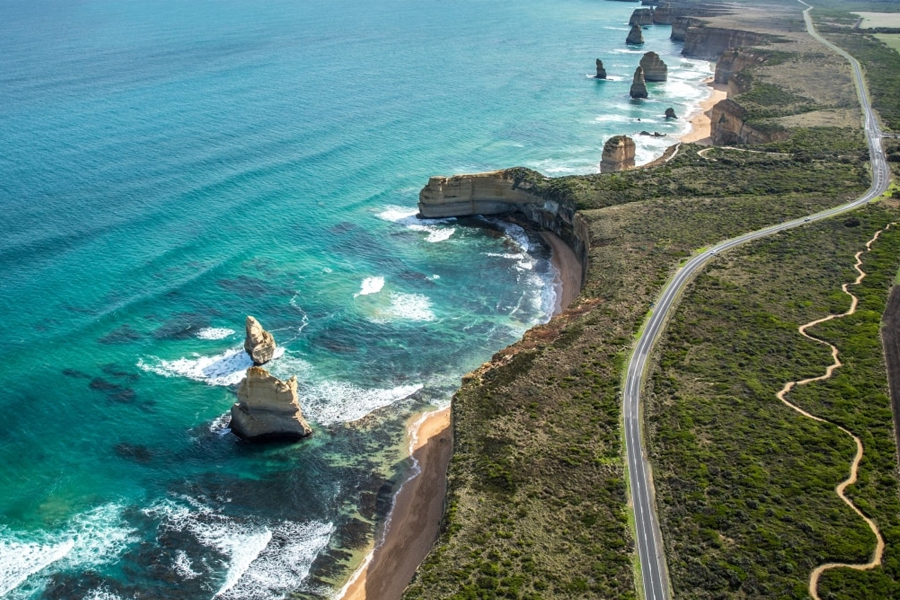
622;5;891;600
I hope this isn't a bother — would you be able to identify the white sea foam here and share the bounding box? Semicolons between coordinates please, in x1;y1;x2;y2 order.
355;276;384;297
369;292;435;323
147;499;333;600
377;206;418;222
300;382;423;425
137;346;285;387
196;328;236;340
378;205;457;242
0;504;136;597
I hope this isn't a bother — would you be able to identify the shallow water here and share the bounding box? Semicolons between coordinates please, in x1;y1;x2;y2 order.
0;0;711;596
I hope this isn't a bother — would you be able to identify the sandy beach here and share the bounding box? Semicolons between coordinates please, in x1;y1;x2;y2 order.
542;231;582;314
680;77;728;145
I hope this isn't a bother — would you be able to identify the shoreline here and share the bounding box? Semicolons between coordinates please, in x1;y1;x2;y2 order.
679;76;728;145
336;60;718;600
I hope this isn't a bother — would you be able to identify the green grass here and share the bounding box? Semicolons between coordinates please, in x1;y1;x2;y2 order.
873;33;900;52
646;204;900;599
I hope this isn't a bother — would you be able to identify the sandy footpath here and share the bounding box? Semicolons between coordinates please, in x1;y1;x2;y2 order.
679;77;728;145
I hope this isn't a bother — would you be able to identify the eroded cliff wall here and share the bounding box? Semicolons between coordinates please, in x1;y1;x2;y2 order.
418;170;590;286
682;27;767;61
710;99;788;145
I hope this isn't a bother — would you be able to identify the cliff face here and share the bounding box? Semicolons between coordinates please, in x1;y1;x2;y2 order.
714;48;766;85
601;136;636;173
418;170;590;285
682;27;767;61
652;3;674;25
630;8;653;26
671;17;704;42
710;99;788;145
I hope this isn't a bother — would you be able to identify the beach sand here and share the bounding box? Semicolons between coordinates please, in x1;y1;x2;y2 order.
680;77;728;145
337;228;585;600
338;407;452;600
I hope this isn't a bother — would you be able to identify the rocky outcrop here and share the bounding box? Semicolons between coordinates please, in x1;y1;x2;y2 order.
714;48;767;85
630;8;653;26
630;67;648;99
682;27;767;61
418;170;590;285
640;52;668;82
230;367;313;441
244;316;276;365
600;135;636;173
710;99;788;145
595;59;607;79
665;107;677;119
671;17;703;42
626;25;645;45
652;3;674;25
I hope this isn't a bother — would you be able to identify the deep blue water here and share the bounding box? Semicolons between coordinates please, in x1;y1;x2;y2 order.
0;0;712;597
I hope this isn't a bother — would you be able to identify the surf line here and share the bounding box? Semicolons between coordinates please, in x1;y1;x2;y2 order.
774;224;893;600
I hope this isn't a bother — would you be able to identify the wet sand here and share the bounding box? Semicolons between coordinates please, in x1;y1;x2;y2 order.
680;77;728;145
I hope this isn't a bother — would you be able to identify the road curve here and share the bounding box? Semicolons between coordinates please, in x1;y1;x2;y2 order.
622;4;891;600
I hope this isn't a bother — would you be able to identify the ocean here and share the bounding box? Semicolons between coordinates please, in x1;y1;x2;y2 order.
0;0;712;597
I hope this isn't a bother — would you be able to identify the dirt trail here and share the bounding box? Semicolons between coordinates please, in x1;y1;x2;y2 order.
774;225;892;599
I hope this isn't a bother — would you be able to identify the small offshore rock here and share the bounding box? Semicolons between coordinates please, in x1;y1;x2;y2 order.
595;58;607;79
244;315;277;365
230;367;313;442
626;24;645;45
630;66;648;99
665;107;677;119
600;135;636;173
640;51;668;82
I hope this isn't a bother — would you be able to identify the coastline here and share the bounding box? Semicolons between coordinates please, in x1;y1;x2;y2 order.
336;59;718;600
679;76;728;145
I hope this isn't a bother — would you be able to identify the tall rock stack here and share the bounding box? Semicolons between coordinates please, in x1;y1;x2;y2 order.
626;25;645;45
600;136;636;173
244;316;277;365
630;67;648;99
230;367;313;441
595;58;607;79
639;51;668;82
629;8;654;26
652;2;674;25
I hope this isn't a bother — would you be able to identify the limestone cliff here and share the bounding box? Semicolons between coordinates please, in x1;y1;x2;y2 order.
714;48;767;85
595;59;607;79
626;25;644;45
231;367;313;441
600;135;636;173
630;8;653;26
640;52;667;82
652;3;674;25
682;26;767;61
244;316;277;365
671;17;704;42
418;169;590;285
630;66;648;99
710;99;788;145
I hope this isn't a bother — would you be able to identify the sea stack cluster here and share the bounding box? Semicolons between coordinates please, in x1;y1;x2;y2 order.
231;316;314;442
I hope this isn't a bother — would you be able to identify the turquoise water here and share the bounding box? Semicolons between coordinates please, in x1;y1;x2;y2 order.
0;0;712;597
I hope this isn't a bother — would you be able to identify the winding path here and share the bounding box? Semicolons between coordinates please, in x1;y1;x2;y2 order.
774;226;891;599
622;3;891;600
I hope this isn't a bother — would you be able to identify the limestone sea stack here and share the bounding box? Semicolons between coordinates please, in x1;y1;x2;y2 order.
595;59;607;79
639;51;668;82
626;25;644;45
665;107;677;119
230;367;313;441
629;8;653;26
244;315;277;365
600;135;636;173
630;66;648;99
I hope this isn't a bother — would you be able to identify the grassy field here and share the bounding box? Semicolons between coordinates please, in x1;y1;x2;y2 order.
874;33;900;52
646;203;900;599
853;12;900;28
